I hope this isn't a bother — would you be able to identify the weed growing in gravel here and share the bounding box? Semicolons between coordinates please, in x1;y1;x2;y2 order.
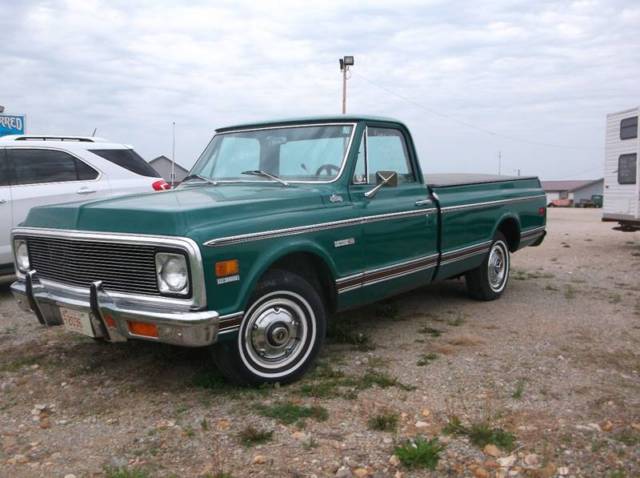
103;467;150;478
375;301;400;320
443;416;516;451
608;293;622;304
417;325;442;337
394;437;443;470
327;319;376;351
511;380;525;399
297;366;415;399
564;284;576;299
613;428;640;446
368;411;399;432
191;369;272;398
417;353;438;366
256;402;328;425
446;313;467;327
238;425;273;447
544;284;559;291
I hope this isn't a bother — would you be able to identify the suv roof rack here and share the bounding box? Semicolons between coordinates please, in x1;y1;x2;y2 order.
0;135;108;143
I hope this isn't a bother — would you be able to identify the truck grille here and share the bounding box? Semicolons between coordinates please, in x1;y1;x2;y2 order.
27;236;161;296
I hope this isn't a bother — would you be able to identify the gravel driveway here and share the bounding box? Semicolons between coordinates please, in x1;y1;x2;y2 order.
0;208;638;478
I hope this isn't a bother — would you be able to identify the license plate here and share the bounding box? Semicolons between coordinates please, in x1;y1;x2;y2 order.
60;307;95;337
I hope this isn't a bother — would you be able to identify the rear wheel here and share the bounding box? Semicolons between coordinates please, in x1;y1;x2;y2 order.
465;232;510;301
212;269;326;385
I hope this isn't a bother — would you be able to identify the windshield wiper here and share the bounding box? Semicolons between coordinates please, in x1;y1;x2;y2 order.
242;170;289;186
180;174;218;186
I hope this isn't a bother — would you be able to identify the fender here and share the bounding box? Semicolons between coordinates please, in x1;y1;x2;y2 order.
491;212;522;250
234;238;339;313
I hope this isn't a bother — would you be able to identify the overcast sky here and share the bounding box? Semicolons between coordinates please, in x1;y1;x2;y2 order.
1;0;638;179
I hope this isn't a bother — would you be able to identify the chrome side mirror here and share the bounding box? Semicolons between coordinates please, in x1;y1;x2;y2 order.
364;171;398;199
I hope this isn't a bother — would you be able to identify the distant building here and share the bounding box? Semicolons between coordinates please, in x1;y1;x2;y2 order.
541;179;604;205
148;155;189;184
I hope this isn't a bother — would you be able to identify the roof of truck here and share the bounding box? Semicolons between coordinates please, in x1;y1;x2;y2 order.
215;115;405;132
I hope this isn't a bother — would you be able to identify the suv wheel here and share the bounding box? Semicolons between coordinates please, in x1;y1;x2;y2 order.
212;270;326;385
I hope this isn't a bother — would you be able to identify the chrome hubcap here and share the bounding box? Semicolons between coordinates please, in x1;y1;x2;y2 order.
488;242;508;291
244;298;307;369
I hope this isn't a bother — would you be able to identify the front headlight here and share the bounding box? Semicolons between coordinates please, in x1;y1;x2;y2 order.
155;252;189;295
14;239;30;272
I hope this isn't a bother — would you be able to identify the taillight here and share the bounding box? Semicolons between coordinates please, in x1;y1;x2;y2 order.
152;180;171;191
538;207;546;216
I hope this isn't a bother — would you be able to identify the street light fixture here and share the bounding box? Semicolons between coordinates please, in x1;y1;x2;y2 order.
339;56;354;114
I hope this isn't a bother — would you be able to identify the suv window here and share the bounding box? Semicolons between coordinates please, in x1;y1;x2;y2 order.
90;149;160;178
367;127;415;183
618;153;637;185
620;116;638;140
9;149;99;185
0;150;8;187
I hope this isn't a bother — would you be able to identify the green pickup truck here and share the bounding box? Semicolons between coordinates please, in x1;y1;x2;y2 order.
11;116;546;384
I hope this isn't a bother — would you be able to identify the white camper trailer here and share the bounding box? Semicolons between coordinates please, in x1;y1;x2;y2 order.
603;107;640;230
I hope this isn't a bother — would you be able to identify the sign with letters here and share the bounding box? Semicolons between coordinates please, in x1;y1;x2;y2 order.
0;114;26;137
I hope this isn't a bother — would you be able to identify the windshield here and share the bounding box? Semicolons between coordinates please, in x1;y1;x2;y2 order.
189;124;354;183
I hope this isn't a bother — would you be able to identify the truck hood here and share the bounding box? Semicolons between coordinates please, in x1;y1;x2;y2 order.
21;184;328;242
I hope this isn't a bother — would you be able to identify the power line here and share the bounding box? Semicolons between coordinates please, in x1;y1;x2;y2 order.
354;71;594;151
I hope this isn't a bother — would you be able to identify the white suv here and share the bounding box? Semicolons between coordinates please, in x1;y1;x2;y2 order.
0;135;169;278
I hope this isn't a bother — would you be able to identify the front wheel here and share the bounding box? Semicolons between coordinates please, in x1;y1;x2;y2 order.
465;232;510;301
211;270;326;385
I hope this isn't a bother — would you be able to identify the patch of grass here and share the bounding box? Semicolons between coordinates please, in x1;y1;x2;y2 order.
327;320;375;351
544;284;559;291
375;301;400;320
608;293;622;304
104;467;150;478
0;355;44;373
443;416;516;451
256;402;328;425
613;428;640;446
238;425;273;447
191;369;271;398
394;437;444;470
417;353;438;367
417;326;441;337
355;370;416;391
368;411;399;432
183;425;195;438
564;284;576;299
446;313;466;327
511;380;525;399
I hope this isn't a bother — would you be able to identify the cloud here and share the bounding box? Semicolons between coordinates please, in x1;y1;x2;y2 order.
1;0;638;179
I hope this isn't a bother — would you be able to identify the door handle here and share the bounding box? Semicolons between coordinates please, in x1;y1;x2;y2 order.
77;187;96;195
415;199;432;207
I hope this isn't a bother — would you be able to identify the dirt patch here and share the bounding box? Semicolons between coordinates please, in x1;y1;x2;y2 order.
1;208;639;477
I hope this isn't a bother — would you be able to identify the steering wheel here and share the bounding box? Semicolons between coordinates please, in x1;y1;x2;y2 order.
315;163;340;177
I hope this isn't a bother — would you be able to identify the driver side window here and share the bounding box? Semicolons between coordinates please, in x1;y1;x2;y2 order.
367;127;415;184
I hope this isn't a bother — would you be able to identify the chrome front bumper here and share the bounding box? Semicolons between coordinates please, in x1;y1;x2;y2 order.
11;271;220;347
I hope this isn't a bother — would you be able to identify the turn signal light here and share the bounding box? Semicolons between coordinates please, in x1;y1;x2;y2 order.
215;259;239;277
127;321;159;338
104;314;116;328
152;180;171;191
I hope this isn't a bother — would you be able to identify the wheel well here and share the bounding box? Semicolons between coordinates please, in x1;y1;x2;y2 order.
264;252;337;313
497;218;520;252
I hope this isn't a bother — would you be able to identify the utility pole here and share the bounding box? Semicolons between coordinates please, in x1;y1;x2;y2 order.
339;56;354;114
498;151;502;175
171;121;176;188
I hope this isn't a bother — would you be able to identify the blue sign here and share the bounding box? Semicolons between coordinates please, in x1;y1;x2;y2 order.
0;114;26;137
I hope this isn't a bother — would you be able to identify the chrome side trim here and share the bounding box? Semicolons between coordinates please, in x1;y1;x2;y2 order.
520;226;546;237
205;208;436;247
336;253;439;294
439;241;492;267
441;194;546;213
11;227;207;309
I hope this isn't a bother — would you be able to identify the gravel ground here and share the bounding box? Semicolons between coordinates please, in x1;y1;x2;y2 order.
0;208;639;478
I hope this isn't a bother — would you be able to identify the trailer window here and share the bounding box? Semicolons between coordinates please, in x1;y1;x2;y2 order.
618;154;637;185
620;116;638;140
